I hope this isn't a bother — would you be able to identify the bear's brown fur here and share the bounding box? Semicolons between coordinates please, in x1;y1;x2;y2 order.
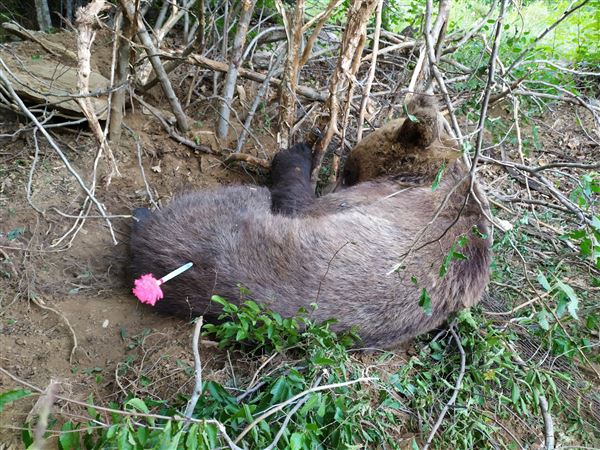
129;96;492;348
341;95;460;188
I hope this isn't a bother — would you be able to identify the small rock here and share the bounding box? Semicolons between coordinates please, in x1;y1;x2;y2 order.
102;319;109;328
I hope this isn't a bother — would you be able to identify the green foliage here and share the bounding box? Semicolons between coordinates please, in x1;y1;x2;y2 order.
389;310;592;449
0;389;32;412
12;297;404;449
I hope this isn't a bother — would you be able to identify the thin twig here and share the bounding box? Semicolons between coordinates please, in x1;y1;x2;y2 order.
422;324;466;450
262;374;324;450
0;68;118;245
183;317;204;420
233;376;377;444
30;296;79;363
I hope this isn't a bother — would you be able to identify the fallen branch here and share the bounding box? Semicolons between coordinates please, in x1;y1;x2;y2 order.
233;376;377;444
187;54;327;102
422;324;466;450
217;0;257;139
119;0;189;132
30;296;79;363
356;0;383;142
75;0;121;183
183;317;204;421
132;93;215;154
0;68;118;245
224;153;270;169
1;21;78;62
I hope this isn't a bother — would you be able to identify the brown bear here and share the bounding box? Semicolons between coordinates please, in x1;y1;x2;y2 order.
130;97;492;349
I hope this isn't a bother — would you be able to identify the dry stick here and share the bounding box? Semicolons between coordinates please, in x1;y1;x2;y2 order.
356;0;383;142
486;156;590;224
183;317;204;420
275;0;304;148
75;0;121;183
141;35;200;92
422;325;466;450
30;296;79;363
0;69;118;245
514;59;600;77
224;153;270;169
1;21;78;62
444;0;498;53
511;99;533;215
299;0;343;66
109;11;136;143
262;374;324;450
135;139;159;209
137;0;196;83
217;0;257;139
408;0;451;96
187;54;327;101
30;381;59;450
506;0;591;73
333;31;367;182
0;367;244;450
233;376;377;444
471;0;508;171
27;130;45;215
310;0;379;184
422;0;462;142
119;0;188;132
507;344;555;450
235;48;285;153
362;41;415;62
508;238;600;381
132;93;214;154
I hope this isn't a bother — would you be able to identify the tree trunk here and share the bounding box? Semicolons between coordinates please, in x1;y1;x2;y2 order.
109;13;136;144
217;0;257;140
35;0;52;31
276;0;305;149
310;0;379;184
119;0;189;132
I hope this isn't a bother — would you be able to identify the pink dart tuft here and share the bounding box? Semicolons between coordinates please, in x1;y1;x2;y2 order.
132;274;164;306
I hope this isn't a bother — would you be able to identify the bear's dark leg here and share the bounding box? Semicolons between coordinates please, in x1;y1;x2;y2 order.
270;143;315;216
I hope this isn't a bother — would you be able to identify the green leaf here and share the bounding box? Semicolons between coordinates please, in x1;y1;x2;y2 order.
537;272;551;291
270;377;289;403
419;289;432;316
59;422;80;450
431;162;446;192
537;310;551;331
591;216;600;231
411;438;420;450
290;432;303;450
532;125;541;150
204;423;218;448
0;389;32;412
556;281;579;320
125;398;154;426
7;227;25;241
403;103;418;123
511;382;521;405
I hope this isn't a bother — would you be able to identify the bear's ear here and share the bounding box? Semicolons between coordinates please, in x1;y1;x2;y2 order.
395;95;440;148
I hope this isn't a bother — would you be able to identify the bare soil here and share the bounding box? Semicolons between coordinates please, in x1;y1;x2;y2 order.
0;105;263;444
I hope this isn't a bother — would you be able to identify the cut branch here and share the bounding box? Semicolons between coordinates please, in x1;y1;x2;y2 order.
217;0;257;139
119;0;189;132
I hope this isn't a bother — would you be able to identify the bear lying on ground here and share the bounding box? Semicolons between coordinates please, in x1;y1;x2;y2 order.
130;97;492;348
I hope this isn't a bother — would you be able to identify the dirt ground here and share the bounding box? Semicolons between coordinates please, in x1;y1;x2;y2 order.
0;103;264;443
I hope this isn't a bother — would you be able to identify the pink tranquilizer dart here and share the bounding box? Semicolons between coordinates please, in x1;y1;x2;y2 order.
132;262;193;306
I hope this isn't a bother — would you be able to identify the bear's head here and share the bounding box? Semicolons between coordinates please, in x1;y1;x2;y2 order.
342;95;461;187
